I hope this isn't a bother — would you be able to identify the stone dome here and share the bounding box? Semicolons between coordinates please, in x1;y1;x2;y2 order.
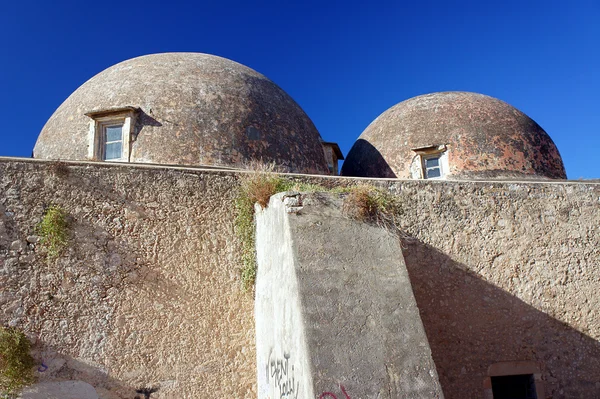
341;92;566;180
34;53;329;174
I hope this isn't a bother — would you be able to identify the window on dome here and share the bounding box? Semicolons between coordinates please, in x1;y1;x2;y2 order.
321;141;344;175
423;155;442;179
410;144;448;179
86;107;138;162
102;123;124;160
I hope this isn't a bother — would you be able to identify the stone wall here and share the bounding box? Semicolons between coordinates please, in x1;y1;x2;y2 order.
1;158;599;398
0;159;256;398
384;180;600;398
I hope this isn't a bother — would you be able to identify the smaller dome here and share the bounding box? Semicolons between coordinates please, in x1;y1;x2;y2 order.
341;92;566;180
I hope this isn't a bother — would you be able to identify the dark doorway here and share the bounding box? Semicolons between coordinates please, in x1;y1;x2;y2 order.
491;374;537;399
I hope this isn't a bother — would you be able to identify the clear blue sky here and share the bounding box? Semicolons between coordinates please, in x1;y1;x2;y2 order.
1;0;598;178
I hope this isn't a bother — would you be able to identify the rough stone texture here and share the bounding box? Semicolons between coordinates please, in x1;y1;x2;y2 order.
34;53;329;175
0;158;255;398
255;192;444;399
1;158;599;398
22;380;99;399
341;92;567;180
384;179;600;398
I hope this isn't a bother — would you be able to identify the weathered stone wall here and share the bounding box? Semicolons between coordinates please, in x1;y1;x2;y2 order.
384;180;600;398
1;158;599;398
0;158;255;398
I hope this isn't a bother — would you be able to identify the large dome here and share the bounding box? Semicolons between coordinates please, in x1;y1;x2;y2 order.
34;53;329;174
341;92;566;180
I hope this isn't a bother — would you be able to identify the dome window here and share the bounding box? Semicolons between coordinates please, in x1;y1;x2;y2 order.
410;144;449;179
102;123;124;160
423;154;443;178
246;126;261;140
85;107;138;162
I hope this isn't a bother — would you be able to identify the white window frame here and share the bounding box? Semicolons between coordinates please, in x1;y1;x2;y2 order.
422;153;444;179
99;121;125;161
410;144;449;180
86;107;138;162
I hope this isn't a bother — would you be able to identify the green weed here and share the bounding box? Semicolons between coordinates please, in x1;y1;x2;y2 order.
234;168;395;291
36;205;69;261
0;327;35;396
235;164;287;290
342;185;402;228
234;165;342;290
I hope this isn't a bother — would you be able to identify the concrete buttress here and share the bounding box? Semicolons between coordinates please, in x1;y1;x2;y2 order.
255;192;444;399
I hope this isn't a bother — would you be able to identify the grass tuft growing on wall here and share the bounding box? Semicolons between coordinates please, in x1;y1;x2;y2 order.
342;185;403;229
36;205;69;261
234;166;401;291
235;192;259;291
235;164;287;291
0;327;35;397
234;164;344;290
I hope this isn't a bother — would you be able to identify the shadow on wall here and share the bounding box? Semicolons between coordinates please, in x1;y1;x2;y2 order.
22;351;159;398
340;139;396;178
401;238;600;399
134;110;163;140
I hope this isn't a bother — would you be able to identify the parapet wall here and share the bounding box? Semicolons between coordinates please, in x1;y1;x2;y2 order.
0;159;256;398
384;180;600;398
1;158;599;398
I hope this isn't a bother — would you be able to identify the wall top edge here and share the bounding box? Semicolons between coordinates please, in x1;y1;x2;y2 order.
0;156;599;186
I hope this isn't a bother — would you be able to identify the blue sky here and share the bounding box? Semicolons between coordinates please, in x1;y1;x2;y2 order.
1;0;598;178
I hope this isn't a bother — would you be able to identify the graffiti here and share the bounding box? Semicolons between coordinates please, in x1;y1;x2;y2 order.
37;362;48;372
267;351;299;399
319;385;351;399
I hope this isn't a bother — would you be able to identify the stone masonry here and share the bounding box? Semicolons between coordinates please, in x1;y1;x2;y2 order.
0;158;599;398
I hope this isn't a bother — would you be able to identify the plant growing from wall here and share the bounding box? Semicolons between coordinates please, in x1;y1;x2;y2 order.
234;166;401;291
234;164;340;290
342;185;403;229
0;327;35;397
235;191;260;291
235;164;287;291
36;205;69;261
